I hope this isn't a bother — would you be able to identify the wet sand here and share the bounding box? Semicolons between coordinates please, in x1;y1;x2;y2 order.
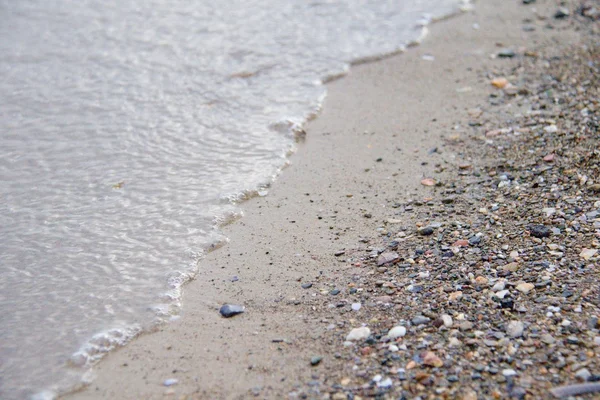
66;0;598;399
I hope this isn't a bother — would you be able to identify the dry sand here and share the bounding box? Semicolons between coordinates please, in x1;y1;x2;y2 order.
66;0;595;398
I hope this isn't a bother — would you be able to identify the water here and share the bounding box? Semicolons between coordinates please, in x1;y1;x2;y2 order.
0;0;465;397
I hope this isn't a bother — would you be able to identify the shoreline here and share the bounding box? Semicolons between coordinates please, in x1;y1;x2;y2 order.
66;0;599;399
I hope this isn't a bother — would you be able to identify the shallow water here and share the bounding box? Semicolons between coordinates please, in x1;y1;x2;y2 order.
0;0;463;397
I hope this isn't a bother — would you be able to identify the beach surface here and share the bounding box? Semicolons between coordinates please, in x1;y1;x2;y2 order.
67;0;599;399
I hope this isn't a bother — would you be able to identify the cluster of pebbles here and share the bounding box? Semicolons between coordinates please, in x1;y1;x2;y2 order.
287;4;600;400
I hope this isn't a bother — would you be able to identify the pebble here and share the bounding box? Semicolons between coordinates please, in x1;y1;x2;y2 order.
423;351;444;367
541;333;556;344
555;7;570;18
219;304;245;318
351;303;362;311
492;281;506;292
502;369;517;377
498;48;516;58
301;283;313;289
412;315;431;325
346;327;371;341
310;356;323;366
376;377;393;388
441;314;453;328
516;283;534;294
580;248;597;260
418;226;434;236
575;368;591;381
387;326;407;339
163;378;178;387
507;321;525;338
377;252;399;266
529;225;551;238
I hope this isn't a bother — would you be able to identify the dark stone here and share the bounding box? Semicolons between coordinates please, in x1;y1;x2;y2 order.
501;298;515;310
219;304;245;318
529;224;551;238
301;283;313;289
334;250;345;256
310;356;323;366
468;235;482;246
555;7;570;18
498;48;516;58
330;289;340;296
523;0;535;3
419;226;434;236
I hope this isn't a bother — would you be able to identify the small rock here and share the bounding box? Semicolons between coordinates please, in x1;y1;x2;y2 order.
575;368;591;382
421;178;436;186
441;314;453;328
423;351;444;368
163;378;179;387
449;291;463;301
491;77;509;88
555;7;570;18
543;154;555;162
516;283;535;294
330;289;340;296
301;283;313;289
541;334;555;344
503;369;517;377
498;48;516;58
219;304;245;318
492;281;506;292
334;250;345;256
580;248;597;260
387;326;407;339
377;377;393;388
523;0;535;4
529;225;551;238
412;315;431;325
418;226;434;236
507;321;525;338
377;252;399;266
544;125;558;133
346;327;371;341
310;356;323;366
351;303;361;311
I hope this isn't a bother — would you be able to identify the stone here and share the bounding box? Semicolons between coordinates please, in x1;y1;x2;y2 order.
301;283;313;289
219;304;245;318
529;225;551;238
310;356;323;366
163;378;178;387
580;248;597;260
498;48;516;58
377;251;399;266
412;315;431;325
555;7;570;18
441;314;453;328
418;226;434;236
507;321;525;338
423;351;444;367
421;178;436;186
346;327;371;341
387;326;407;339
351;303;361;311
541;333;556;344
492;281;506;292
492;77;509;88
516;283;534;294
503;369;517;377
449;291;463;301
377;377;393;388
575;368;591;381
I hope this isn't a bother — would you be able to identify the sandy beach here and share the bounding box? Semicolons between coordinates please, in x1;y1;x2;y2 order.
66;0;599;399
